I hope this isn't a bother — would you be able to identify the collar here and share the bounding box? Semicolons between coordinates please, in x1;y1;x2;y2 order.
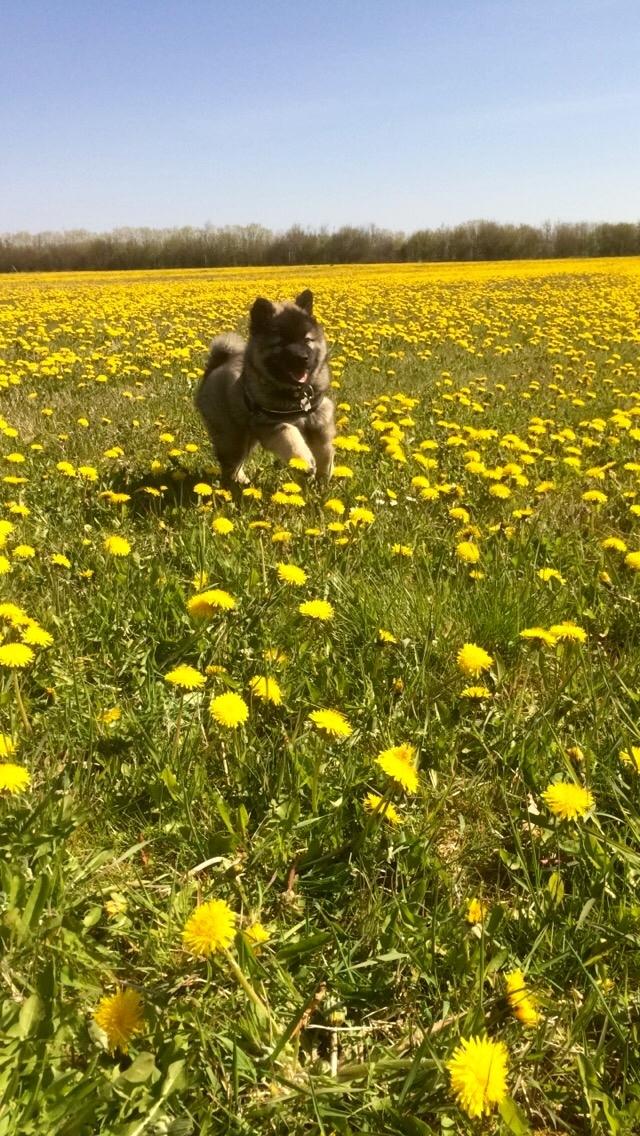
242;380;321;419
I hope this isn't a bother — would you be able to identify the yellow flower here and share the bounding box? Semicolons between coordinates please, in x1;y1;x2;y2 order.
187;588;237;616
0;556;11;575
210;691;249;728
489;482;511;498
378;628;397;644
456;541;480;564
582;489;607;504
12;545;35;560
93;989;144;1053
78;465;98;481
308;708;353;739
104;535;131;557
348;506;375;525
363;792;401;825
0;733;17;758
375;743;419;794
248;675;283;705
456;643;493;676
505;969;541;1027
182;898;237;956
51;553;71;568
466;898;487;925
332;464;353;478
601;537;627;552
460;685;493;699
212;517;234;535
193;482;213;497
164;665;205;690
0;643;34;668
446;1035;509;1119
537;567;565;584
520;626;558;646
0;762;31;794
21;623;53;648
298;599;334;621
542;781;595;820
243;921;271;946
620;746;640;772
277;563;307;586
391;543;413;557
548;621;587;643
624;551;640;571
100;707;122;725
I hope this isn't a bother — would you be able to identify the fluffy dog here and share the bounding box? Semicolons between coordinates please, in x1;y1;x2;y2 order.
195;289;335;485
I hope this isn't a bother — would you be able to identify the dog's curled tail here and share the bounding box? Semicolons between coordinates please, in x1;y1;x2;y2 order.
202;332;245;379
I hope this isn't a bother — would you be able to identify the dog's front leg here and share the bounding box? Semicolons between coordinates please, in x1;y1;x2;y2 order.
261;424;316;474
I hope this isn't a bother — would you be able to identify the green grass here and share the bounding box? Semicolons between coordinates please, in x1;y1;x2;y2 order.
2;263;640;1134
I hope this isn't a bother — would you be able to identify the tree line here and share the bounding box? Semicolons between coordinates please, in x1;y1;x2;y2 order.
2;220;640;272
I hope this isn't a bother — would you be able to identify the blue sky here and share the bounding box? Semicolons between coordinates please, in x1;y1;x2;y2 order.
2;0;639;233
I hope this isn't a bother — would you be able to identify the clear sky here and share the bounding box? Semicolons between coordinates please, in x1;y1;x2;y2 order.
2;0;639;234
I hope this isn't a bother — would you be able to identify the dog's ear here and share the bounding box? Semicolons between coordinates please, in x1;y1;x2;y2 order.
250;297;275;334
295;289;313;315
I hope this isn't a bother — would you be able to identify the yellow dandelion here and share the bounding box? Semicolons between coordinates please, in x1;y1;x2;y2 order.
248;675;283;705
542;781;595;820
601;537;627;552
0;643;34;668
0;733;17;758
519;626;558;646
363;792;402;825
164;665;205;690
21;623;53;648
276;563;307;586
466;898;487;925
212;517;234;535
375;743;419;794
243;921;271;946
187;588;237;616
182;898;236;956
537;567;565;584
460;685;493;699
620;746;640;772
505;969;541;1027
104;535;131;557
446;1035;509;1119
12;545;36;560
456;643;494;676
624;551;640;571
456;541;480;564
0;556;11;575
298;599;334;621
308;708;353;739
210;691;248;728
193;482;213;497
93;989;144;1053
0;762;31;794
51;553;71;568
548;621;587;643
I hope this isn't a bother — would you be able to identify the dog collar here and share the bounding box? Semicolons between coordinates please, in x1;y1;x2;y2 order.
242;381;321;419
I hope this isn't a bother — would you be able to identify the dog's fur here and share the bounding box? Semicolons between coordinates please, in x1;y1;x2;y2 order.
195;289;335;485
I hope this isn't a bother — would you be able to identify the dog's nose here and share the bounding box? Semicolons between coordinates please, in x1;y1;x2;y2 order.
285;343;309;361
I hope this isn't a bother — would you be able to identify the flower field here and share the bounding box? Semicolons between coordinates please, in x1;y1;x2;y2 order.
3;258;640;1133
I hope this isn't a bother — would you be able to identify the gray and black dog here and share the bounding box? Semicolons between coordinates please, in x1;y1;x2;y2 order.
195;289;335;486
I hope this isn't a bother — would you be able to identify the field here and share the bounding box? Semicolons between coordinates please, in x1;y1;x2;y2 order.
2;258;640;1135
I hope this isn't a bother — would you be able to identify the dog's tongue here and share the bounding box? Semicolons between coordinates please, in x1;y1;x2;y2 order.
297;372;308;383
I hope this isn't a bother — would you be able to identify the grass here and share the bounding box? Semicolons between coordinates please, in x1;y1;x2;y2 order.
2;259;640;1133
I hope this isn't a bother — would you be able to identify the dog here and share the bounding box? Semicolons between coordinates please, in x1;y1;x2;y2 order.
195;289;335;486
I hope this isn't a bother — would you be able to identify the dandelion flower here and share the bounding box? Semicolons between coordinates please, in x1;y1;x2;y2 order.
537;567;565;584
182;898;236;956
308;708;353;739
519;626;557;646
21;623;53;648
620;746;640;772
193;482;213;497
601;537;627;552
51;553;71;568
212;517;234;535
0;734;17;758
12;545;35;560
0;763;31;794
248;675;283;705
466;898;487;925
210;691;248;728
446;1035;509;1119
0;556;11;575
187;588;237;616
542;781;594;820
299;599;334;621
460;685;493;699
548;621;587;643
505;969;541;1027
104;535;131;557
0;643;34;668
363;792;402;825
277;563;307;586
378;628;397;644
244;921;271;946
93;989;144;1053
456;541;480;564
164;665;205;690
375;743;419;794
456;643;493;676
624;551;640;571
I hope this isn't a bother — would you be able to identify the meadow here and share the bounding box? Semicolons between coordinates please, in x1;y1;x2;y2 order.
2;258;640;1134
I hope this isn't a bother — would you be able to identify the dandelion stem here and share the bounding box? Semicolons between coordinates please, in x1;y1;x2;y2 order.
223;947;275;1030
13;671;31;733
171;694;184;765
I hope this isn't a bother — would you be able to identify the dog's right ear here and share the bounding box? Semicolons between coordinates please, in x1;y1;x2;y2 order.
250;297;275;334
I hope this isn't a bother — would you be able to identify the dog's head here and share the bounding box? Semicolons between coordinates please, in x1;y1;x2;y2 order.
248;290;326;387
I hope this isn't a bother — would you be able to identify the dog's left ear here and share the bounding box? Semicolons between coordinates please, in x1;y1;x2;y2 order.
295;289;313;315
